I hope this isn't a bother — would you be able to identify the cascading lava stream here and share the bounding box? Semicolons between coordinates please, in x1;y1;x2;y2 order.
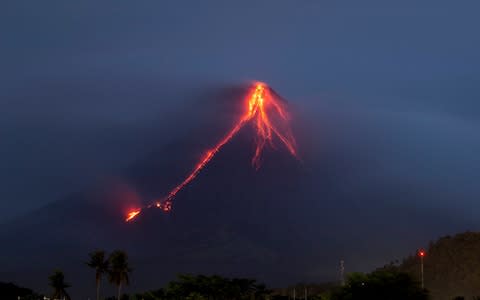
125;82;298;222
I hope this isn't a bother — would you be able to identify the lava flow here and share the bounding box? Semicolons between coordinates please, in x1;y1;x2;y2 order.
125;209;141;222
125;82;298;222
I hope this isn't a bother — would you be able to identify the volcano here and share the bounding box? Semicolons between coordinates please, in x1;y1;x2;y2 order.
0;84;465;299
126;82;299;221
0;84;309;298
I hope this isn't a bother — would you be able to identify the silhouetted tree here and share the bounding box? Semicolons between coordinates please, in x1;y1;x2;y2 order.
108;250;132;300
87;250;109;300
48;270;71;300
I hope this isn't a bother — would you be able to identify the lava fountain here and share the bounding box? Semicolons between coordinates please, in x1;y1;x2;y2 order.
125;82;299;222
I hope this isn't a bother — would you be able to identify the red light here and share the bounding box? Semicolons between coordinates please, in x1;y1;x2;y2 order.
419;250;425;257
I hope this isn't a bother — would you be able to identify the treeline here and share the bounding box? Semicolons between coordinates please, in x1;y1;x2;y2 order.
4;269;427;300
120;274;270;300
269;269;427;300
22;244;480;299
105;270;427;300
8;231;480;300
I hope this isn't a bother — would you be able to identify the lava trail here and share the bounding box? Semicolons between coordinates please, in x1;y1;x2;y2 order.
126;82;298;222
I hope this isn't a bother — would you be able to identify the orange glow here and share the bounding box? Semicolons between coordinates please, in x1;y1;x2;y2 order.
125;209;141;222
246;83;298;168
124;82;298;222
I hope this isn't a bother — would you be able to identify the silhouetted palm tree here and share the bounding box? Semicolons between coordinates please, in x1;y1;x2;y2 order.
87;250;109;300
48;270;71;300
108;250;132;300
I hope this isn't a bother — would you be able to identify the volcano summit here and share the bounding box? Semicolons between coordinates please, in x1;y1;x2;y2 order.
126;82;300;222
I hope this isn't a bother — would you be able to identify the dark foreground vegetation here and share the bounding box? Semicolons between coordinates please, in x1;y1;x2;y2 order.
0;282;42;300
5;231;480;300
3;270;427;300
120;270;427;300
120;274;270;300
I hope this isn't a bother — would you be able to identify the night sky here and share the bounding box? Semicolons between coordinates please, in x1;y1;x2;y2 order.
1;1;480;297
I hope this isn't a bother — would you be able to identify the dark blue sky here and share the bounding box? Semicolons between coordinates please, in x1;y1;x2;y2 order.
1;1;480;223
3;2;480;297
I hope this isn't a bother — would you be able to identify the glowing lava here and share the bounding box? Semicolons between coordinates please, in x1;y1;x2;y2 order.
125;209;141;222
125;82;298;222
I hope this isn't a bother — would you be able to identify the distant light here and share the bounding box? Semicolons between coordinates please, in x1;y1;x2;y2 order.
419;250;425;257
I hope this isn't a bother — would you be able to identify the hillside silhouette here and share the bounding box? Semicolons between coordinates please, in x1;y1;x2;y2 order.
399;231;480;300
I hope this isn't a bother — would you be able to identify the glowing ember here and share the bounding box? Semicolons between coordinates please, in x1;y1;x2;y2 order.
125;82;298;222
125;209;141;222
